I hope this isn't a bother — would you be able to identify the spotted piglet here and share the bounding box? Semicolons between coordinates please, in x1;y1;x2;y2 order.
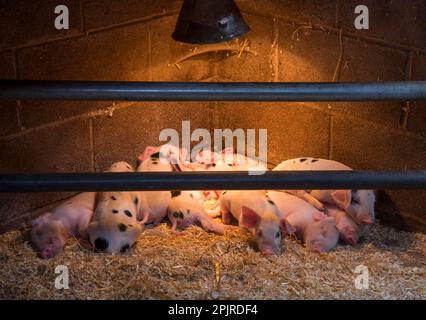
167;191;225;235
88;191;142;253
220;190;294;255
267;191;339;253
273;158;376;225
31;192;96;259
87;162;142;253
134;148;173;225
195;148;268;202
137;144;189;172
106;161;134;173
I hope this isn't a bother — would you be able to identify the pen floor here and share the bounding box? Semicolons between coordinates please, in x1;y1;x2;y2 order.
0;221;425;300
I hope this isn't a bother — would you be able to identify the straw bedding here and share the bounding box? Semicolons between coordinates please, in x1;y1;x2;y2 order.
0;219;425;300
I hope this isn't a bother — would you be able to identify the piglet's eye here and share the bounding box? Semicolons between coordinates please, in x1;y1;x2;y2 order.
275;231;281;238
351;198;360;205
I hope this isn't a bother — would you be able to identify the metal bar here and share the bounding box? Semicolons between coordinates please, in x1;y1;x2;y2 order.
1;171;426;192
0;80;425;101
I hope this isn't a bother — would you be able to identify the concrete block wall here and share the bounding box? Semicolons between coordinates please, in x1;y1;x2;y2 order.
0;0;425;232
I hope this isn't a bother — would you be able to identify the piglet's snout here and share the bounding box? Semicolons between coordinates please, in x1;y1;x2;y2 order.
260;245;280;256
360;213;374;224
345;234;357;246
41;245;53;259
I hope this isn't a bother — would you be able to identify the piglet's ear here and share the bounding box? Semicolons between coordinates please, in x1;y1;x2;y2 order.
313;211;327;221
241;206;260;229
331;190;351;210
137;146;157;165
280;219;296;235
140;146;157;161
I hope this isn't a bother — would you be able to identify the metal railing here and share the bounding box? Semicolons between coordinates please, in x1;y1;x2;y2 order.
1;80;425;101
0;79;425;192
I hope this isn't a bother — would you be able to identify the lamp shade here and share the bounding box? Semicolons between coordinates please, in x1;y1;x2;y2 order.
172;0;250;44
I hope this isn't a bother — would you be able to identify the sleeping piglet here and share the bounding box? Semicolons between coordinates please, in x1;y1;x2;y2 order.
107;161;134;173
273;158;376;225
88;161;142;253
196;147;265;170
101;159;170;226
326;204;360;246
31;192;96;259
167;191;225;235
195;148;268;201
137;144;189;172
89;191;142;253
267;191;339;253
135;150;172;225
220;190;294;255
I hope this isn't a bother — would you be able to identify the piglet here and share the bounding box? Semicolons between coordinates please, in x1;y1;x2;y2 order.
88;191;142;253
134;153;172;225
220;190;293;255
137;144;190;172
326;204;360;246
196;148;267;201
304;218;339;253
88;161;143;254
31;192;96;259
196;147;266;172
107;161;134;173
267;191;339;253
273;158;376;225
167;191;225;235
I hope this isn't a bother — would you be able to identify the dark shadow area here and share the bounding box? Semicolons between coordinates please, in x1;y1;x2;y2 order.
376;190;412;232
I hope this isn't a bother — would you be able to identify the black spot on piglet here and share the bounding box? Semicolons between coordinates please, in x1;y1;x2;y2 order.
267;199;276;206
120;244;130;253
118;223;127;232
111;196;117;200
171;190;181;198
173;211;184;219
94;237;109;251
112;209;118;214
124;210;133;218
150;152;160;159
299;158;307;162
134;197;139;205
311;159;319;163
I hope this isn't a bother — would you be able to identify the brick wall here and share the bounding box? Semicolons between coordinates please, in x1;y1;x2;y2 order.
0;0;425;232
